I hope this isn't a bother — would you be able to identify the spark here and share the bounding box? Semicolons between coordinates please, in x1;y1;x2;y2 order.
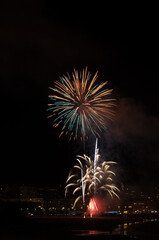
47;67;115;141
65;141;120;208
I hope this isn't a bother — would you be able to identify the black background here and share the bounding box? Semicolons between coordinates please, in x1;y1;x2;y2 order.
0;1;159;190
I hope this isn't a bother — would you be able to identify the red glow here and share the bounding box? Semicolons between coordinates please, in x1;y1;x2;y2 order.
89;230;96;235
88;198;98;215
87;197;107;217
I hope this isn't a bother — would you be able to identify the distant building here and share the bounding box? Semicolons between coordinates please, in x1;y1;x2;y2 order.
1;184;159;216
0;184;44;208
111;186;159;214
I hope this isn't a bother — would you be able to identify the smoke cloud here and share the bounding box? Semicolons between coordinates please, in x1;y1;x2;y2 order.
104;98;159;190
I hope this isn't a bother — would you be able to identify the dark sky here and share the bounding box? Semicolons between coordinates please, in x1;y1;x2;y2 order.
0;1;159;190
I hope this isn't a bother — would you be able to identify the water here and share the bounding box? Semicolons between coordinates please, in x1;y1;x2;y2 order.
72;218;159;239
0;216;159;239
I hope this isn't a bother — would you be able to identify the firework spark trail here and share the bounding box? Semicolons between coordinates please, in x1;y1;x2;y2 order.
81;168;85;203
65;143;120;208
47;67;116;141
94;138;99;195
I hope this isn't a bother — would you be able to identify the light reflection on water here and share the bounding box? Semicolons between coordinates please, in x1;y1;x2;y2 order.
73;218;158;238
113;218;158;238
73;230;111;236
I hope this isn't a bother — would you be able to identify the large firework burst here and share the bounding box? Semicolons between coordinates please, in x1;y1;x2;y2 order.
47;67;115;141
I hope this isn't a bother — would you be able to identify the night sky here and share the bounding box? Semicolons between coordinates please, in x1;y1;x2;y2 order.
0;1;159;191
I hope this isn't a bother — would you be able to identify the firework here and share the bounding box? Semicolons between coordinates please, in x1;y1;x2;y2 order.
65;140;119;208
47;67;115;141
88;198;98;217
